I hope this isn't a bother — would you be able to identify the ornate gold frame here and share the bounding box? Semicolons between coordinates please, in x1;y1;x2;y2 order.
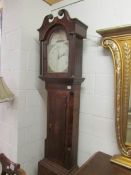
96;25;131;169
43;0;63;5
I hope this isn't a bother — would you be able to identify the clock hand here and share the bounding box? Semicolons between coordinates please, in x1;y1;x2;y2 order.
57;45;60;60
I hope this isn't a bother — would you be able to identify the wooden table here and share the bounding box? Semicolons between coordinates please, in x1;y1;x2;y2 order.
74;152;131;175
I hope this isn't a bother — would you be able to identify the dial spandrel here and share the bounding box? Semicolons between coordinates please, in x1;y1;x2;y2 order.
47;30;69;73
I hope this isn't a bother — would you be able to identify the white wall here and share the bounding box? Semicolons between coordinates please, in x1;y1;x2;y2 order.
0;0;22;162
17;1;50;174
1;0;50;174
2;0;131;174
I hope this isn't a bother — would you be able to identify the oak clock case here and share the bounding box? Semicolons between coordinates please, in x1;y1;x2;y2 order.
38;9;87;175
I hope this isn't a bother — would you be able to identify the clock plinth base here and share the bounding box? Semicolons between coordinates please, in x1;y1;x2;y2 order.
38;159;78;175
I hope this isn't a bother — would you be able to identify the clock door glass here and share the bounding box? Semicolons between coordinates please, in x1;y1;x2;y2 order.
47;29;69;73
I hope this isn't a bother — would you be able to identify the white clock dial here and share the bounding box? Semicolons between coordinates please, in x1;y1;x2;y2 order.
47;30;69;73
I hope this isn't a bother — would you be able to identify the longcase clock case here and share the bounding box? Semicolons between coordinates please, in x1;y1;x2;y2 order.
38;9;87;175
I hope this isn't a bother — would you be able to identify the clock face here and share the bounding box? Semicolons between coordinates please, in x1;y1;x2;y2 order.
47;30;69;73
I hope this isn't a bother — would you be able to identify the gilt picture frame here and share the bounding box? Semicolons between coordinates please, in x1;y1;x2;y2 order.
43;0;63;5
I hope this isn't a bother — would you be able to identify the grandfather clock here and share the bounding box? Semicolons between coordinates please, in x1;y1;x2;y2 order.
38;9;87;175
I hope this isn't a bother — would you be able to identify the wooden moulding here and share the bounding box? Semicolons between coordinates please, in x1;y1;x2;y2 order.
43;0;63;5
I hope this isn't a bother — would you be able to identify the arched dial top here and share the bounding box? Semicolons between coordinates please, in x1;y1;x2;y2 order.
47;29;69;73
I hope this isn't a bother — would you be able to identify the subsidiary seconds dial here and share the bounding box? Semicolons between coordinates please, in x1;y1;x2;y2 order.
47;30;69;73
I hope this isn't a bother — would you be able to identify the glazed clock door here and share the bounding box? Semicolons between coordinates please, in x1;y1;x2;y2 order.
45;90;72;168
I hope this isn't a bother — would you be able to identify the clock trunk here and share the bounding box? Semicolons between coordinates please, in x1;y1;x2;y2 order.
38;82;83;175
